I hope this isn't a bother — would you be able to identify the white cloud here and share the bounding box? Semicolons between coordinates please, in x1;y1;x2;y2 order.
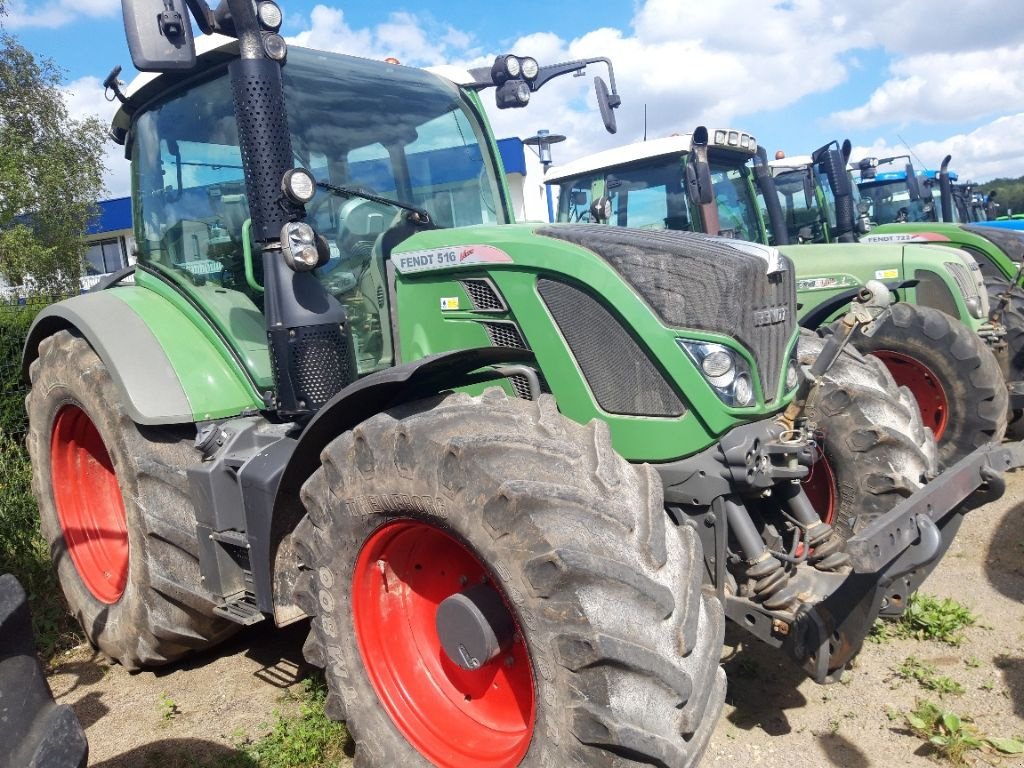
833;45;1024;128
4;0;118;29
851;113;1024;182
286;5;477;67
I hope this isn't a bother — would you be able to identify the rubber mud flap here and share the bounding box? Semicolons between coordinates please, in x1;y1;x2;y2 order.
0;573;88;768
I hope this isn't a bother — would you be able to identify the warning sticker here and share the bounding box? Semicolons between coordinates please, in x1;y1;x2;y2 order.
393;244;513;274
875;268;899;280
440;297;460;311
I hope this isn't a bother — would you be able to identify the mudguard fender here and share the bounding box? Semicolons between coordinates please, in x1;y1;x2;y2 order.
22;289;263;425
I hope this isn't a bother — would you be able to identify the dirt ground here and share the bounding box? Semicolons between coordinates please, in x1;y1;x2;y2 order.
47;471;1024;768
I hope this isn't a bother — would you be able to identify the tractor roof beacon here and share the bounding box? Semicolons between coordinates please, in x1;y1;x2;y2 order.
18;3;1023;767
548;130;1012;468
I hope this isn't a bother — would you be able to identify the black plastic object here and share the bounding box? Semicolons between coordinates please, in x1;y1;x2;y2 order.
435;583;514;670
121;0;196;72
0;573;88;768
939;154;954;223
814;141;856;242
753;145;789;245
595;77;618;134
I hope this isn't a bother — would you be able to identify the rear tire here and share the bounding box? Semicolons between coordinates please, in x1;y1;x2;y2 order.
985;275;1024;434
26;331;236;670
799;330;937;538
295;389;726;768
845;303;1007;467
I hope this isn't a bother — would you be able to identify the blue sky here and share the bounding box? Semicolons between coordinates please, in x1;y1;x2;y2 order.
6;0;1024;197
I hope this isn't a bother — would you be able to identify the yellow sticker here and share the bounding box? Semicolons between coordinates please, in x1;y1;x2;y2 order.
440;297;460;311
874;268;899;280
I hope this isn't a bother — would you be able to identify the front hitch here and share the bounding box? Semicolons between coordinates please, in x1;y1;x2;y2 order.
786;439;1024;682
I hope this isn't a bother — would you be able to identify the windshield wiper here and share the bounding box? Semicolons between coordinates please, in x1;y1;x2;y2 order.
316;182;432;226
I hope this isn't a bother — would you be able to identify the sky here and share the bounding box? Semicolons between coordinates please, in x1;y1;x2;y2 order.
5;0;1024;200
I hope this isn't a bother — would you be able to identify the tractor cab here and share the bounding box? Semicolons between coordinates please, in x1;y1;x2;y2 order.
114;37;510;385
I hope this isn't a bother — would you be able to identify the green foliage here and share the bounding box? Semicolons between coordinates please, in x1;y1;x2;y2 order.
894;656;964;695
0;34;107;294
159;692;181;721
220;675;350;768
0;300;79;656
894;593;977;646
981;176;1024;219
904;700;1024;765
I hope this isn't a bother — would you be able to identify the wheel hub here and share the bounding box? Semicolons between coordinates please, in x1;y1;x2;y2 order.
436;582;515;671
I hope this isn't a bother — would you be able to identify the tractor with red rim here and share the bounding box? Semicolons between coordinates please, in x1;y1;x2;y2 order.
19;1;1022;766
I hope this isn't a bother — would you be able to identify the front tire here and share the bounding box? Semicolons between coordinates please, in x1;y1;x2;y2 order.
295;389;726;768
26;331;236;670
846;302;1007;467
799;330;937;538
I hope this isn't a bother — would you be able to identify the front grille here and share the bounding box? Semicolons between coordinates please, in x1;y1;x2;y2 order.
481;321;529;350
461;278;506;311
945;261;979;299
507;374;533;400
538;278;685;417
538;225;795;403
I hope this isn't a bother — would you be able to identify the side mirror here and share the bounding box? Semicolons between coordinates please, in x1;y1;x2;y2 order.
121;0;196;72
594;77;620;134
905;164;921;201
686;126;714;205
590;196;612;223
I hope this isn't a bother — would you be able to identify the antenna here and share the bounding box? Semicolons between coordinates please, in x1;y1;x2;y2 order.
897;133;929;172
643;104;647;142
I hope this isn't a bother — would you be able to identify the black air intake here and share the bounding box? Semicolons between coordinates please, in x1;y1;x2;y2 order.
537;225;795;402
538;278;685;417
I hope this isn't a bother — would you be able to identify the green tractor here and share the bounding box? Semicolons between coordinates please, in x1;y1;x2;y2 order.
766;144;1024;429
547;130;1009;467
19;3;1020;766
851;156;1024;393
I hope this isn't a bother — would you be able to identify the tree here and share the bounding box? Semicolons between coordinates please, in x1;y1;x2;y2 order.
0;34;107;294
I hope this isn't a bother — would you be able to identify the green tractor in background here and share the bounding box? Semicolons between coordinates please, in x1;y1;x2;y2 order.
547;131;1009;467
849;155;1024;395
17;2;1021;767
765;144;1024;428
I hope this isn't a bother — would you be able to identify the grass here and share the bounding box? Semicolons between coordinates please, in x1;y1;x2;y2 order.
894;656;964;695
904;700;1024;765
0;434;81;657
218;674;351;768
870;592;977;646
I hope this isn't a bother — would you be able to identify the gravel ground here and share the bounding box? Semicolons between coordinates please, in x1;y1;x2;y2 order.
47;470;1024;768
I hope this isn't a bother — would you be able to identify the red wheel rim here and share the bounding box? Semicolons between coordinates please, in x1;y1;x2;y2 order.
50;405;128;604
871;350;949;439
802;453;837;525
352;520;535;768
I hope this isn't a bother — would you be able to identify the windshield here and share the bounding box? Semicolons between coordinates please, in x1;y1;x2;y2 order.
132;46;503;380
770;167;828;243
708;159;760;241
553;154;693;230
858;180;933;224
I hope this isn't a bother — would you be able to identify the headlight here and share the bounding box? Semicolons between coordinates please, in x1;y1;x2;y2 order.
495;80;531;109
281;221;320;271
520;57;539;80
786;357;800;390
678;339;757;407
965;295;984;319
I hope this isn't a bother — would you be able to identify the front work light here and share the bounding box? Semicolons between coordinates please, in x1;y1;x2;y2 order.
495;80;531;109
520;57;539;80
281;168;317;204
257;1;283;31
281;222;319;271
263;33;287;61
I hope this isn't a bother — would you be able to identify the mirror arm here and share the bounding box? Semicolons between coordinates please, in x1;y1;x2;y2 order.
183;0;219;34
